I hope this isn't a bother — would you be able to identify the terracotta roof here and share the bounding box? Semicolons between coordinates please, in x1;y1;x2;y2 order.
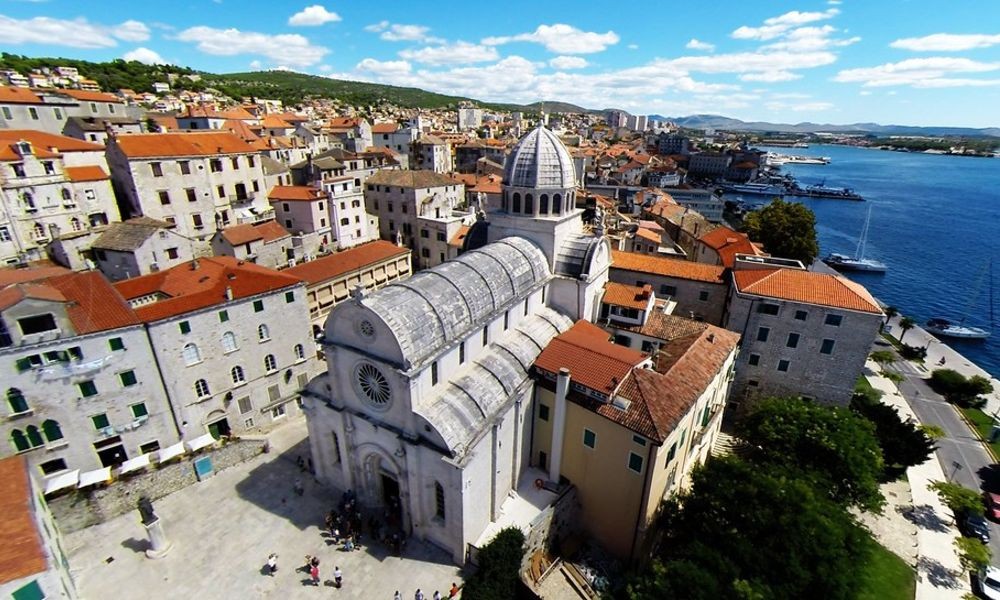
218;220;290;246
149;114;178;131
0;130;104;161
0;282;66;312
611;250;726;284
267;185;325;202
732;268;882;313
284;241;410;285
535;320;646;395
0;86;44;104
0;265;71;287
221;119;261;142
261;114;292;129
448;225;470;248
58;89;121;103
371;122;398;134
634;228;661;244
0;456;46;585
46;271;141;333
112;132;257;158
327;117;362;128
614;310;709;343
114;257;303;322
367;169;459;189
638;220;665;232
602;282;653;310
698;226;764;267
64;165;109;182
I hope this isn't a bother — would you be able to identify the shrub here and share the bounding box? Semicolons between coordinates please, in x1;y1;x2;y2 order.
929;369;993;408
462;527;526;600
899;344;927;361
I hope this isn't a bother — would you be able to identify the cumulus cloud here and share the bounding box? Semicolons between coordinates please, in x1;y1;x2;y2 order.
549;55;588;69
123;47;165;64
0;14;150;48
685;38;715;52
762;25;860;52
732;8;839;41
356;58;412;76
399;42;499;66
482;24;619;54
890;33;1000;52
364;21;442;43
669;50;837;74
740;70;802;82
834;57;1000;87
176;25;328;67
288;5;341;26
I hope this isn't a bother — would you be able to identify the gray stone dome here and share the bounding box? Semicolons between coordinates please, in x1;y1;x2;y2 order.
503;124;576;189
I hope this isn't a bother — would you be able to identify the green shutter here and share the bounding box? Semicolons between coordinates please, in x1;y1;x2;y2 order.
109;337;125;351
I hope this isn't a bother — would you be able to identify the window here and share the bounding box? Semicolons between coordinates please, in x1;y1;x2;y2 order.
238;396;253;415
7;388;28;414
231;365;246;384
40;458;67;475
210;159;223;172
247;156;256;168
294;344;305;360
421;248;429;259
151;162;163;177
131;403;148;418
538;403;550;421
192;213;204;229
459;342;465;364
794;310;808;321
186;188;197;203
420;229;429;238
434;482;446;520
109;337;125;351
17;314;57;335
699;291;710;302
786;333;800;348
258;324;270;341
268;384;280;402
628;451;644;474
264;354;277;372
253;299;264;312
431;361;438;385
659;284;677;297
757;303;780;315
503;311;509;330
119;370;138;387
219;310;229;322
195;379;211;398
436;232;446;242
166;247;179;259
89;102;97;113
825;314;843;326
0;226;9;242
285;291;295;303
140;441;161;454
482;326;489;346
92;413;110;430
217;185;225;198
748;353;760;366
183;343;201;365
21;191;34;208
756;327;770;342
524;298;529;316
78;380;98;397
179;160;191;175
820;339;836;355
633;434;646;446
583;428;596;449
272;404;286;419
1;106;10;119
29;106;39;120
179;320;191;334
777;359;790;372
231;157;239;169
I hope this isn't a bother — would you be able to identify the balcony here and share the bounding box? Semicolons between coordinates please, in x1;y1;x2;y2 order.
237;208;275;225
228;192;256;206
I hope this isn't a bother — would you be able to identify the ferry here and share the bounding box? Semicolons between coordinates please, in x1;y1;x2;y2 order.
786;183;863;201
718;183;787;197
764;152;830;167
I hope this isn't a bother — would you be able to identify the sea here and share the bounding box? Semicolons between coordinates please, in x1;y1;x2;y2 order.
749;144;1000;378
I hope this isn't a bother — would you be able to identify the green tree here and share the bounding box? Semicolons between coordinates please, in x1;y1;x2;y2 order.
929;480;985;517
883;306;899;331
955;537;992;571
929;369;994;408
625;457;870;600
850;392;935;480
462;527;525;600
870;350;896;367
898;317;916;342
741;199;819;265
736;397;885;511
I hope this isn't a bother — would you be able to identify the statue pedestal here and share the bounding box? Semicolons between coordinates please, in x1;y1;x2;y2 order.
143;518;173;559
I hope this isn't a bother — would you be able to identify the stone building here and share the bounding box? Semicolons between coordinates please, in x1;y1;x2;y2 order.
92;217;196;281
412;135;452;173
609;250;728;325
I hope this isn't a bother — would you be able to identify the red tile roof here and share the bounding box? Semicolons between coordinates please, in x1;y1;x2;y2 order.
733;268;882;313
112;132;257;158
602;282;653;310
284;241;410;285
267;185;325;202
0;265;71;287
218;220;290;246
261;114;292;129
64;165;109;182
0;86;44;104
114;257;303;322
535;320;646;396
371;122;398;134
46;271;141;333
698;226;764;267
448;225;470;249
58;89;122;103
0;130;104;161
634;228;661;244
0;456;46;585
611;250;726;284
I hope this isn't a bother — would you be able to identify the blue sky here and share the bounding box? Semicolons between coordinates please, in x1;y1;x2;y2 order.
3;0;1000;127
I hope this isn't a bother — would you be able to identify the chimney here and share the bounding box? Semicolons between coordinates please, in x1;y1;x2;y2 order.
190;258;199;270
225;286;233;301
549;368;570;484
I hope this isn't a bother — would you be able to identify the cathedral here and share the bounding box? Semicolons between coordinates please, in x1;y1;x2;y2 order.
302;123;611;564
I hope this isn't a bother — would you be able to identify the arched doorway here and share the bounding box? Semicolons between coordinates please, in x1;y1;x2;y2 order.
359;447;409;534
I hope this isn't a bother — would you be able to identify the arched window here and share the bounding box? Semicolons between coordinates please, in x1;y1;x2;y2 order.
25;425;43;448
11;430;29;452
22;192;34;209
264;354;277;372
7;388;28;414
222;331;237;353
294;344;305;360
194;379;211;398
539;194;549;215
70;217;82;231
231;365;245;384
257;324;270;341
61;188;72;201
42;419;62;442
553;193;562;215
183;343;201;365
434;481;446;520
512;192;521;213
524;194;533;214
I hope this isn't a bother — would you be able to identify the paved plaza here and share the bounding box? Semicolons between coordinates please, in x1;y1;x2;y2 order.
63;417;464;599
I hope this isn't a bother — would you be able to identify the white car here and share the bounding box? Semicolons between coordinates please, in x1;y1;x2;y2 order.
979;566;1000;600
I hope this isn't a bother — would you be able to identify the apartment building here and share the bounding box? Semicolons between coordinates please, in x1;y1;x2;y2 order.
209;220;293;270
92;217;195;281
609;250;728;325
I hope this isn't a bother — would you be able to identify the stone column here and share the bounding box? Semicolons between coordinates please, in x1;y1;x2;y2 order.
144;518;173;559
548;368;570;484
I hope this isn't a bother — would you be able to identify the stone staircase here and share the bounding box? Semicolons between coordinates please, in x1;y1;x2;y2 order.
711;431;753;458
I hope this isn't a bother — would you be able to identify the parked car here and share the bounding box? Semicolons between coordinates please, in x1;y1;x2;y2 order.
986;493;1000;521
961;512;991;543
978;565;1000;600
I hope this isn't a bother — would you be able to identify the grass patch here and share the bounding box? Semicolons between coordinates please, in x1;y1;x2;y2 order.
881;332;904;350
856;536;916;600
856;376;875;395
959;407;1000;459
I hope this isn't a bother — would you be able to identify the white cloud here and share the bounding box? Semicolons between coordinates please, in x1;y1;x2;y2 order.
249;60;262;69
740;70;802;82
766;100;834;112
364;21;388;32
176;26;328;67
288;5;341;26
549;55;588;69
0;15;151;48
356;58;412;76
482;24;619;54
834;57;1000;87
762;25;860;52
732;8;839;41
668;50;837;74
685;38;715;52
317;64;332;73
627;43;638;50
399;42;498;66
365;21;442;43
123;47;165;64
890;33;1000;52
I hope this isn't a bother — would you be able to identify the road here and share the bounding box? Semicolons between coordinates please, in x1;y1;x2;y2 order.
885;351;1000;562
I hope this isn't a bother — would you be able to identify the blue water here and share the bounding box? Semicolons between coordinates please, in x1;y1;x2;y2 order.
756;144;1000;378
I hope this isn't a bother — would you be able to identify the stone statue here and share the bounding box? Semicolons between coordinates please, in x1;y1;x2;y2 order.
138;496;157;525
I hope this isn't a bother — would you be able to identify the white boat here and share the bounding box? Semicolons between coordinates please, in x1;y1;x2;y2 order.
719;182;786;196
927;260;993;340
784;155;831;165
823;206;887;273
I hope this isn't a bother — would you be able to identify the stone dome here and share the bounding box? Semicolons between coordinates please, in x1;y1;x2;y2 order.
503;124;576;189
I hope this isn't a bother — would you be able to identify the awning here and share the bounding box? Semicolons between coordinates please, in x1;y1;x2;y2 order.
185;433;216;453
44;470;79;495
118;453;151;475
157;441;186;463
78;467;112;488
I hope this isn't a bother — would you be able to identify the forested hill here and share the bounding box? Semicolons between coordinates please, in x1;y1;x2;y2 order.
0;53;205;93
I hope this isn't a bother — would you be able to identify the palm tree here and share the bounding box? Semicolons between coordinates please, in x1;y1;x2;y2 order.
899;316;916;342
882;306;899;332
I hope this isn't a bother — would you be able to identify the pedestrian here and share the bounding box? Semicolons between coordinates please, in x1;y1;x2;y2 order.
267;553;278;576
333;565;343;589
309;563;320;586
415;589;425;600
394;592;402;600
449;582;460;598
294;478;304;496
343;535;354;552
433;591;442;600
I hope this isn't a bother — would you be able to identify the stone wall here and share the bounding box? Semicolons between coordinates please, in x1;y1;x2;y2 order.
49;439;266;533
520;485;581;575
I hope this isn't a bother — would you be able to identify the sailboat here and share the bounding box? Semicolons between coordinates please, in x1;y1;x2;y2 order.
823;206;888;273
926;260;993;340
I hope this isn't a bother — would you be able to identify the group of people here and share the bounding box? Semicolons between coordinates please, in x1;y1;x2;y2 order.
393;582;461;599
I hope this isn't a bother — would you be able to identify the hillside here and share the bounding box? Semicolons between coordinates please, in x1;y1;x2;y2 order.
0;52;204;94
656;114;1000;138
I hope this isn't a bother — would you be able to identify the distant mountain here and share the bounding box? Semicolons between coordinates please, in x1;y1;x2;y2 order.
522;100;594;114
660;114;1000;138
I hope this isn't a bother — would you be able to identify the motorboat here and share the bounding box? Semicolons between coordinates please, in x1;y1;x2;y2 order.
925;319;990;340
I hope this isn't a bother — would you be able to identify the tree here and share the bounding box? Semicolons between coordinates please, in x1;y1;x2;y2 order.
626;457;870;600
929;369;994;408
736;397;885;511
462;527;526;600
741;199;819;265
898;317;916;342
883;306;899;331
870;350;896;367
956;537;992;571
850;392;935;480
929;480;985;517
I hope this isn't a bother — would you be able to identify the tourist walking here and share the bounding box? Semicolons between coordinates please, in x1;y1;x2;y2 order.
394;592;401;600
309;563;320;586
266;553;278;576
433;591;442;600
333;566;343;589
449;582;460;598
415;589;425;600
